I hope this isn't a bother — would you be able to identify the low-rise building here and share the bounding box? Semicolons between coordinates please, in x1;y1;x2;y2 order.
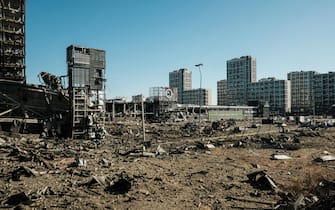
217;80;228;106
248;77;291;114
182;88;212;105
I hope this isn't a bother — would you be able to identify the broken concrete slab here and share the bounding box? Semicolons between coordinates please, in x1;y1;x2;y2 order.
271;154;292;160
76;158;87;167
156;145;168;156
38;186;56;196
194;141;216;150
205;143;215;149
314;155;335;162
106;178;132;195
276;179;335;209
0;138;6;146
99;158;111;168
10;166;38;181
68;158;87;167
247;170;278;191
5;192;32;206
84;175;110;187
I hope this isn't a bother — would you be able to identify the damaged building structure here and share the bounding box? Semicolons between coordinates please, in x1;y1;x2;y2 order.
0;0;25;82
67;45;106;139
105;86;257;122
105;87;179;122
0;0;107;138
0;0;69;135
146;87;178;120
0;0;268;132
105;64;260;122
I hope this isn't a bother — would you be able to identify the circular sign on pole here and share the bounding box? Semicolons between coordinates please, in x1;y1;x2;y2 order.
165;88;173;98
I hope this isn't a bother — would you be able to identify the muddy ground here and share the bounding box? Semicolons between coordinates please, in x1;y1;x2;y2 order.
0;119;335;209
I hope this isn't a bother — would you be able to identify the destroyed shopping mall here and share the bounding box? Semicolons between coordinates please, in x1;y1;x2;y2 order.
1;0;335;209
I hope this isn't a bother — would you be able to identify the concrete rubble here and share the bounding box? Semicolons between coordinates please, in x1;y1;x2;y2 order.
0;119;334;209
271;154;293;160
314;155;335;162
275;179;335;209
247;170;278;191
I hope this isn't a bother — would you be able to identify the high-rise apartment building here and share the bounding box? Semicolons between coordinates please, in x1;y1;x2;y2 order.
182;88;212;106
217;79;228;106
287;71;317;115
0;0;26;82
314;72;335;115
227;56;256;105
248;78;291;114
169;68;192;103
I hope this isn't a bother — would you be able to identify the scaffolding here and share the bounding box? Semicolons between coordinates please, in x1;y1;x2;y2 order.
71;87;88;138
0;0;26;82
71;87;105;139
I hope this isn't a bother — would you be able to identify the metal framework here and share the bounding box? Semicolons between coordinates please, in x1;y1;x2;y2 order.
0;80;69;134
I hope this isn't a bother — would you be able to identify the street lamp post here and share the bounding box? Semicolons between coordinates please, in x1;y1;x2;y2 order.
195;63;203;124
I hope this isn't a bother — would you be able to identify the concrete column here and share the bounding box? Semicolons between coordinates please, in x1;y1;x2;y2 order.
134;104;137;117
112;101;115;121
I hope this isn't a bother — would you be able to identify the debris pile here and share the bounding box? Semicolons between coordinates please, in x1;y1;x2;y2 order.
259;134;301;150
276;179;335;209
247;170;278;191
0;120;334;209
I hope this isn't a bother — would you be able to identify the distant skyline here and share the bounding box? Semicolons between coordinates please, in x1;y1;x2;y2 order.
26;0;335;104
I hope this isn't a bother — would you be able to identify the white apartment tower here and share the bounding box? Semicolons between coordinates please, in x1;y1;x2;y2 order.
227;56;256;105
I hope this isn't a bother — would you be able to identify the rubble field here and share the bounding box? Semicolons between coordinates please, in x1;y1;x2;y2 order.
0;120;335;209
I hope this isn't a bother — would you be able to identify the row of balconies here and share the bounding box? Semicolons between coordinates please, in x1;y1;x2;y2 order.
0;39;24;46
0;47;24;54
0;62;25;68
0;16;23;24
0;27;23;35
248;95;285;99
1;3;24;13
0;72;24;80
1;52;24;57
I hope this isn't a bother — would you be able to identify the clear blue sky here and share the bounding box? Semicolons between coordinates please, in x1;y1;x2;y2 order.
26;0;335;104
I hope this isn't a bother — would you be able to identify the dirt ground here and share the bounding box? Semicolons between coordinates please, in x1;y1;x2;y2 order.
0;119;335;209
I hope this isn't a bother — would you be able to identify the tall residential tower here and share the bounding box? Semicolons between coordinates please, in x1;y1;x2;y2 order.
227;56;256;105
169;68;192;104
287;71;317;115
314;72;335;115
